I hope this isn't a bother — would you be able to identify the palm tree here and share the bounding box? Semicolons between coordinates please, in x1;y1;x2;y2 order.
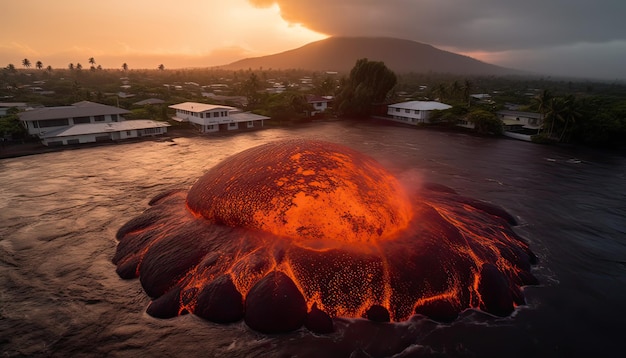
556;95;581;142
450;80;462;100
122;63;128;72
6;63;16;73
36;61;43;70
76;63;83;70
68;63;75;70
46;65;53;73
435;83;448;101
158;64;165;71
533;89;552;134
88;57;96;66
22;58;31;69
462;79;473;107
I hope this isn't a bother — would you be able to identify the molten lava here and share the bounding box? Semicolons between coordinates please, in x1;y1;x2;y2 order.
113;139;538;334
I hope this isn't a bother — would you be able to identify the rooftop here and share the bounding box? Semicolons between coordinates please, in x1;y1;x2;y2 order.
169;102;236;113
389;101;452;111
41;120;170;138
19;101;130;122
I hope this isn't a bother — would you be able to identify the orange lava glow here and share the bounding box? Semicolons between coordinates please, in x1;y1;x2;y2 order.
113;139;538;333
186;140;412;249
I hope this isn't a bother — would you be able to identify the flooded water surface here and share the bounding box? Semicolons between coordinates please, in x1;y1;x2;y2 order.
1;121;625;357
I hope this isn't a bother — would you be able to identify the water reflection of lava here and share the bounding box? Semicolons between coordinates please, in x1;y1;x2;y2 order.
113;139;538;334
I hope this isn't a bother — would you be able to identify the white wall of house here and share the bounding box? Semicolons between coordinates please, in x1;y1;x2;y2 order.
387;107;432;124
41;126;167;146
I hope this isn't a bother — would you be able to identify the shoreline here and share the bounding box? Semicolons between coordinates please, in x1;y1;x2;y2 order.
0;126;201;160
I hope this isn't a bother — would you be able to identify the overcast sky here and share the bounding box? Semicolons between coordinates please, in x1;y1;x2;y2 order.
2;0;625;80
250;0;626;80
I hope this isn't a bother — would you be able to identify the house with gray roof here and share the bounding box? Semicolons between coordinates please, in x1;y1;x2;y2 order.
19;101;169;146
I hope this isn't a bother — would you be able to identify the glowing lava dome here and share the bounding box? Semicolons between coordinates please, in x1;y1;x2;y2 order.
113;139;538;334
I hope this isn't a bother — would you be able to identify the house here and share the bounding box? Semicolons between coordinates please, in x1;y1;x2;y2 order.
497;110;542;129
497;110;543;141
0;102;30;116
306;95;332;116
18;101;169;146
386;101;452;125
169;102;269;133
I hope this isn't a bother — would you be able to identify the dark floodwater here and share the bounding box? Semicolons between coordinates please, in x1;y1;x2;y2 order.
1;120;625;358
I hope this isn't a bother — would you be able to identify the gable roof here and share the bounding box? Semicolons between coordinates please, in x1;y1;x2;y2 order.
388;101;451;111
18;101;130;122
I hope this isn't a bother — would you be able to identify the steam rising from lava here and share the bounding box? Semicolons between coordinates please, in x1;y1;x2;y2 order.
113;139;538;334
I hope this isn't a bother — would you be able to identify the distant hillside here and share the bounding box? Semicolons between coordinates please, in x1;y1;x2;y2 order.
221;37;518;75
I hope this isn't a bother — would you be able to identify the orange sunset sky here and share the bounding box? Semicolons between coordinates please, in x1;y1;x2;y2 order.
1;0;327;70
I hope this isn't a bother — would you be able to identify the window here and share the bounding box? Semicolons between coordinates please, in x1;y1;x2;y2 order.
143;128;159;134
73;116;90;124
228;122;238;129
67;139;80;144
395;108;400;112
95;115;105;122
247;121;254;128
213;112;219;118
111;114;118;122
126;131;132;136
39;118;69;128
405;109;410;113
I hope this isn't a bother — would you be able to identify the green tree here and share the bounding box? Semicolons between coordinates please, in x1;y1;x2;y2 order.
68;63;74;70
241;73;263;109
533;89;552;134
450;80;462;100
36;61;43;70
6;64;16;74
122;63;129;72
158;64;165;71
259;92;313;122
335;58;396;118
0;109;27;140
22;58;31;69
462;79;473;106
468;109;502;135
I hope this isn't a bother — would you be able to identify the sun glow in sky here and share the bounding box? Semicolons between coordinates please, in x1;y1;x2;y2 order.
1;0;327;69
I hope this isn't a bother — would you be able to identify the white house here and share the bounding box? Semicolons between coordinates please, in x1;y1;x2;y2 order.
18;101;170;146
386;101;452;125
306;95;331;116
169;102;269;133
497;110;542;130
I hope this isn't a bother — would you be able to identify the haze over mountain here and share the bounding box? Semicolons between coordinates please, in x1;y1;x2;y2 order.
221;37;519;75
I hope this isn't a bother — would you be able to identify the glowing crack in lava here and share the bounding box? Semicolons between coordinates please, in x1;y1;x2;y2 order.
113;139;538;334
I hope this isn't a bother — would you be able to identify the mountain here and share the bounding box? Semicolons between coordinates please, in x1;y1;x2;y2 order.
221;37;518;75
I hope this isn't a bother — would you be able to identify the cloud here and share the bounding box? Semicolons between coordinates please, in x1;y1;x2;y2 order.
249;0;626;51
249;0;626;78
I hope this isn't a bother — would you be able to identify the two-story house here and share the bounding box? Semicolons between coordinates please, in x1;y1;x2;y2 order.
169;102;269;133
